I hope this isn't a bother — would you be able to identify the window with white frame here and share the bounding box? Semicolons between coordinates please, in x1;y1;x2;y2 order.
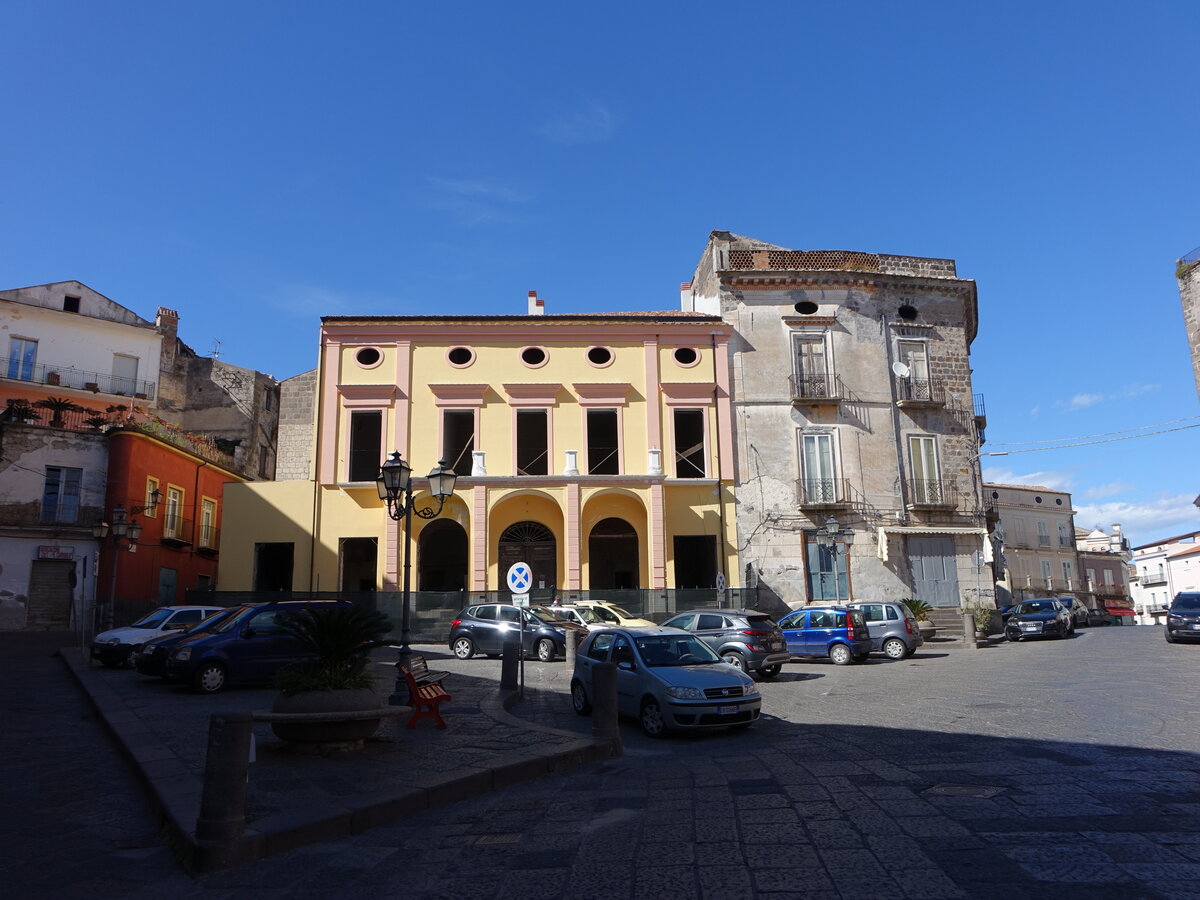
673;409;706;478
8;337;37;381
1040;559;1053;583
1104;569;1114;586
1037;521;1050;547
164;487;183;539
1058;522;1071;547
908;435;942;504
1087;568;1096;589
200;498;216;548
800;432;838;503
1062;560;1073;585
896;340;932;401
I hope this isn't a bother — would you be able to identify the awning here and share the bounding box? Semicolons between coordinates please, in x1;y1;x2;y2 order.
1106;607;1137;617
876;526;992;563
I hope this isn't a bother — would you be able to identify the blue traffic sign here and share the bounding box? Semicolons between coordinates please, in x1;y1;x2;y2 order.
506;562;532;594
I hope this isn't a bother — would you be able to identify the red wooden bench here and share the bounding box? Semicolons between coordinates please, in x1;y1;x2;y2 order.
398;660;452;729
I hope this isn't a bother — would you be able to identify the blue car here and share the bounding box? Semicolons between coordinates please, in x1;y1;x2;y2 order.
776;606;873;665
165;600;351;693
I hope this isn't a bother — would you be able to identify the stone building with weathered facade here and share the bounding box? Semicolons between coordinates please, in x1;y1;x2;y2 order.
683;231;994;615
1178;248;1200;400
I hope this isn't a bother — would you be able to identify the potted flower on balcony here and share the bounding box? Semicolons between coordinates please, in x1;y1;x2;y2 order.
269;605;394;748
34;396;84;427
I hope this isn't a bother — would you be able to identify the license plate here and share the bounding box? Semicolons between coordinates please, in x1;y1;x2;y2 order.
771;641;785;650
1191;624;1200;630
1021;625;1038;631
716;705;738;715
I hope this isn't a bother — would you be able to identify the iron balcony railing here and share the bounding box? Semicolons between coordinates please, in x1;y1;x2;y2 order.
0;355;156;399
907;478;958;507
1;401;112;433
895;377;945;405
789;373;845;403
796;478;852;506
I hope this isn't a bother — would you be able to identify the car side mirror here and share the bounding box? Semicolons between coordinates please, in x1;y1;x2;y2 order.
617;660;635;671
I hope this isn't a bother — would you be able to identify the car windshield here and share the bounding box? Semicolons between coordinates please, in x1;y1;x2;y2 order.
527;606;568;624
1173;595;1200;611
188;607;239;632
1017;601;1056;615
129;608;174;629
606;606;637;619
564;606;602;624
213;607;259;633
632;634;721;667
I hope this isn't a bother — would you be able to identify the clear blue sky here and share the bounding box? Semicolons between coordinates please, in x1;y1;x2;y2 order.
4;1;1197;546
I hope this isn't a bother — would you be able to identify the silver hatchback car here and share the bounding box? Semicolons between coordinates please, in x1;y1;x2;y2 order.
846;601;924;659
571;627;761;737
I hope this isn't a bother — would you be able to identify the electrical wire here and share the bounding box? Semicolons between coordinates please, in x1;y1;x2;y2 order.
987;416;1200;447
985;422;1200;455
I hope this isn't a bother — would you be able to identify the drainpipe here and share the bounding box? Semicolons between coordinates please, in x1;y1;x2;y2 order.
310;337;326;592
882;312;910;525
710;331;728;594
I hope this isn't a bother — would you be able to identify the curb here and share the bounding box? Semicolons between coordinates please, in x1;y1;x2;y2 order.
58;648;615;872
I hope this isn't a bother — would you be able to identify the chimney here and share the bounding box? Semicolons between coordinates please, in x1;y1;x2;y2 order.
528;290;544;315
156;307;180;365
679;281;693;311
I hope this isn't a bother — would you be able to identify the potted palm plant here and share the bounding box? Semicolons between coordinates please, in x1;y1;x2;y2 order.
34;395;84;427
902;597;937;640
268;605;394;747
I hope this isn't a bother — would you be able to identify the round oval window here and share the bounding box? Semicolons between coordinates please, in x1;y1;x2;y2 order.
898;305;918;321
521;346;547;366
355;347;381;367
673;347;698;366
587;346;613;366
448;346;473;366
794;301;819;315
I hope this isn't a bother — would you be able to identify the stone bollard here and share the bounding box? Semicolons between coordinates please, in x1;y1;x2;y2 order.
501;637;519;690
962;612;978;649
564;627;578;670
590;661;623;758
195;712;253;852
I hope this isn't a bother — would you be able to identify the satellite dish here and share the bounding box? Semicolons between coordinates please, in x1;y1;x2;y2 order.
892;362;911;378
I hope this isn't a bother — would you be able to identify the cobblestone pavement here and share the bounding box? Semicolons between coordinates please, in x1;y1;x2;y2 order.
6;625;1200;898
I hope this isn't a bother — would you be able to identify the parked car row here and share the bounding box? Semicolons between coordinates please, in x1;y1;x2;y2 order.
92;600;355;693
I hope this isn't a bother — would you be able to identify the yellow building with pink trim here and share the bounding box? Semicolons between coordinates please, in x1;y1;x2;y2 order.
219;296;740;622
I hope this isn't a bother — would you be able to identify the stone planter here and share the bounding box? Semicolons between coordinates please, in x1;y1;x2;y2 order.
917;621;937;640
267;688;387;748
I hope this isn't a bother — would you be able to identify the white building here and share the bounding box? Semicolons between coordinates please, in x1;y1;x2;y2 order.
1130;531;1200;622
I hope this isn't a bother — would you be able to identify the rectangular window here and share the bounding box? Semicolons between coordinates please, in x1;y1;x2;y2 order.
516;409;548;476
1058;522;1071;547
442;410;475;476
259;444;273;479
8;337;37;381
673;409;706;478
805;532;850;602
111;353;139;395
1040;559;1052;582
64;295;80;313
164;487;184;539
672;535;717;588
348;410;382;482
200;499;217;548
1087;568;1096;589
145;477;160;518
897;340;931;400
908;435;940;504
1104;569;1114;586
793;336;829;398
41;466;81;524
1037;521;1050;547
800;432;837;502
586;409;619;475
1062;561;1073;584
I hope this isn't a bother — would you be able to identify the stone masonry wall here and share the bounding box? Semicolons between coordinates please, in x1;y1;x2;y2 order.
276;369;317;481
1179;260;1200;400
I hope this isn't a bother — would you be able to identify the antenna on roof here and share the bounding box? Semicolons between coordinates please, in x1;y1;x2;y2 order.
212;339;221;360
892;361;910;378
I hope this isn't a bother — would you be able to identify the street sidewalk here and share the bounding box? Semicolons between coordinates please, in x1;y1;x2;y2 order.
59;643;611;870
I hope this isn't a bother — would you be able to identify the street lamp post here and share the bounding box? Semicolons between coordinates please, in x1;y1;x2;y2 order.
92;505;144;631
814;516;854;601
377;452;458;705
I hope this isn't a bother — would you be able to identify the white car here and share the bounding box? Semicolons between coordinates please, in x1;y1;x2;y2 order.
90;605;224;667
570;601;655;628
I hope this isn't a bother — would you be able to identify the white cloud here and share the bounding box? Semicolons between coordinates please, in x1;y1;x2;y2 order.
1073;494;1200;545
424;176;532;226
540;102;617;145
982;466;1075;491
1082;482;1133;500
1067;393;1105;410
1054;383;1161;412
272;284;356;318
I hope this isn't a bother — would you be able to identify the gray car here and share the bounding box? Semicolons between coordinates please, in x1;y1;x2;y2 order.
660;608;790;679
570;626;761;737
847;601;924;659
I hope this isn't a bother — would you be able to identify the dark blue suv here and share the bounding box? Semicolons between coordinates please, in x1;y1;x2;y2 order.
776;606;872;665
165;600;351;693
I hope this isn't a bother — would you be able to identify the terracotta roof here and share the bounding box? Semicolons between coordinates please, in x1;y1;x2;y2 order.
323;311;722;323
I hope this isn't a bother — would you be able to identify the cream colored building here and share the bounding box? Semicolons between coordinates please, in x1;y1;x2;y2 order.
986;482;1085;607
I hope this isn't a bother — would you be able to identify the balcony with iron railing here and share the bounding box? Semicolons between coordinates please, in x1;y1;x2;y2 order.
1;355;156;399
907;478;959;509
895;376;945;407
796;478;854;508
789;373;845;405
159;514;193;547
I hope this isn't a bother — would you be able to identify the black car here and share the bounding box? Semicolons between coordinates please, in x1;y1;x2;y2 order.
1004;599;1073;642
448;603;587;662
659;608;790;678
1165;592;1200;643
131;605;251;676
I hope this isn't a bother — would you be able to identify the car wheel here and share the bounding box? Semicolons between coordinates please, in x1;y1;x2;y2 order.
640;698;667;738
451;636;476;660
721;651;747;672
756;664;782;679
571;680;592;715
829;643;853;666
193;662;227;694
882;638;907;660
536;638;556;662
